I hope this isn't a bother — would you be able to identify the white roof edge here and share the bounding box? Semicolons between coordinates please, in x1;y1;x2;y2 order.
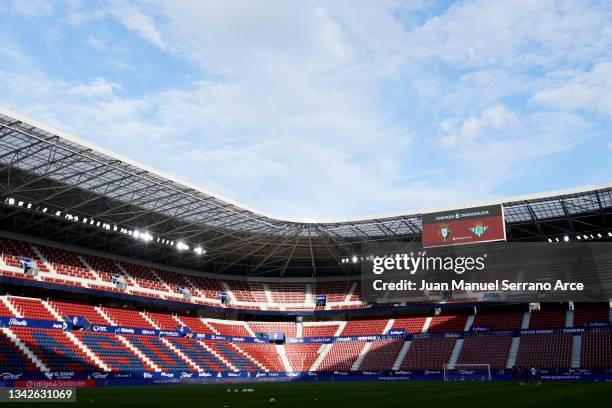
325;181;612;223
2;106;611;225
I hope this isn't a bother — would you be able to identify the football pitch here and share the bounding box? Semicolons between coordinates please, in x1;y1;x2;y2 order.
48;381;612;407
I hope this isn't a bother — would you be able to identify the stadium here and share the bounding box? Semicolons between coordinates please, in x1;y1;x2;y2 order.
1;2;612;406
0;107;610;406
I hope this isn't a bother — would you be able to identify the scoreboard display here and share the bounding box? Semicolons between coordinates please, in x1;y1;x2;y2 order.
421;204;506;248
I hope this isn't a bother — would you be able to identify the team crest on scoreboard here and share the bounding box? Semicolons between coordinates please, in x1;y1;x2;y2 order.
470;221;488;237
438;224;451;241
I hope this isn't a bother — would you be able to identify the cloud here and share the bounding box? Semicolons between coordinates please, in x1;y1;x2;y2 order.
86;35;108;51
407;0;612;70
0;1;609;218
69;77;120;98
439;104;520;147
531;62;612;119
3;0;55;17
108;1;166;50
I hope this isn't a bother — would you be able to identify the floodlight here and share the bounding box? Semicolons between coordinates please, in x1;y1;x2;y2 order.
351;255;358;264
7;197;15;205
563;235;569;242
177;241;189;251
194;246;205;255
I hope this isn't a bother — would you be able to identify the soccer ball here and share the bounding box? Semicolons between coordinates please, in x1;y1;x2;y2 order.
269;397;276;404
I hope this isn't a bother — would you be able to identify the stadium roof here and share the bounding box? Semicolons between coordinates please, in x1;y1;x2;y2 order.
1;107;611;277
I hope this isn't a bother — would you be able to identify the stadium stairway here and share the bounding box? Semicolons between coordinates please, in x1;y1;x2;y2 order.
359;339;404;371
318;341;366;371
1;327;48;371
0;328;38;371
506;337;521;368
140;312;161;330
350;342;373;370
76;332;152;372
565;310;574;327
227;343;268;371
571;335;582;368
464;315;475;331
392;340;411;370
307;320;348;371
30;245;56;275
309;343;333;371
95;306;117;325
208;341;259;371
124;335;194;372
447;338;464;367
1;296;22;317
115;335;162;372
521;312;531;329
421;316;432;332
159;337;202;371
165;337;228;372
11;327;100;371
195;340;238;371
76;255;103;281
204;319;269;370
64;331;111;371
42;300;111;371
274;344;293;372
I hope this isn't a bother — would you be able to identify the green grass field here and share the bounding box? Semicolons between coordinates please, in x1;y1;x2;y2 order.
40;381;612;408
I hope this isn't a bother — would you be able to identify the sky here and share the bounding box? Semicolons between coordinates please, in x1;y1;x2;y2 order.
0;0;610;220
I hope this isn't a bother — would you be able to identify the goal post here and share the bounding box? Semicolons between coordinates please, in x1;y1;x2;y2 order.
443;364;491;381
